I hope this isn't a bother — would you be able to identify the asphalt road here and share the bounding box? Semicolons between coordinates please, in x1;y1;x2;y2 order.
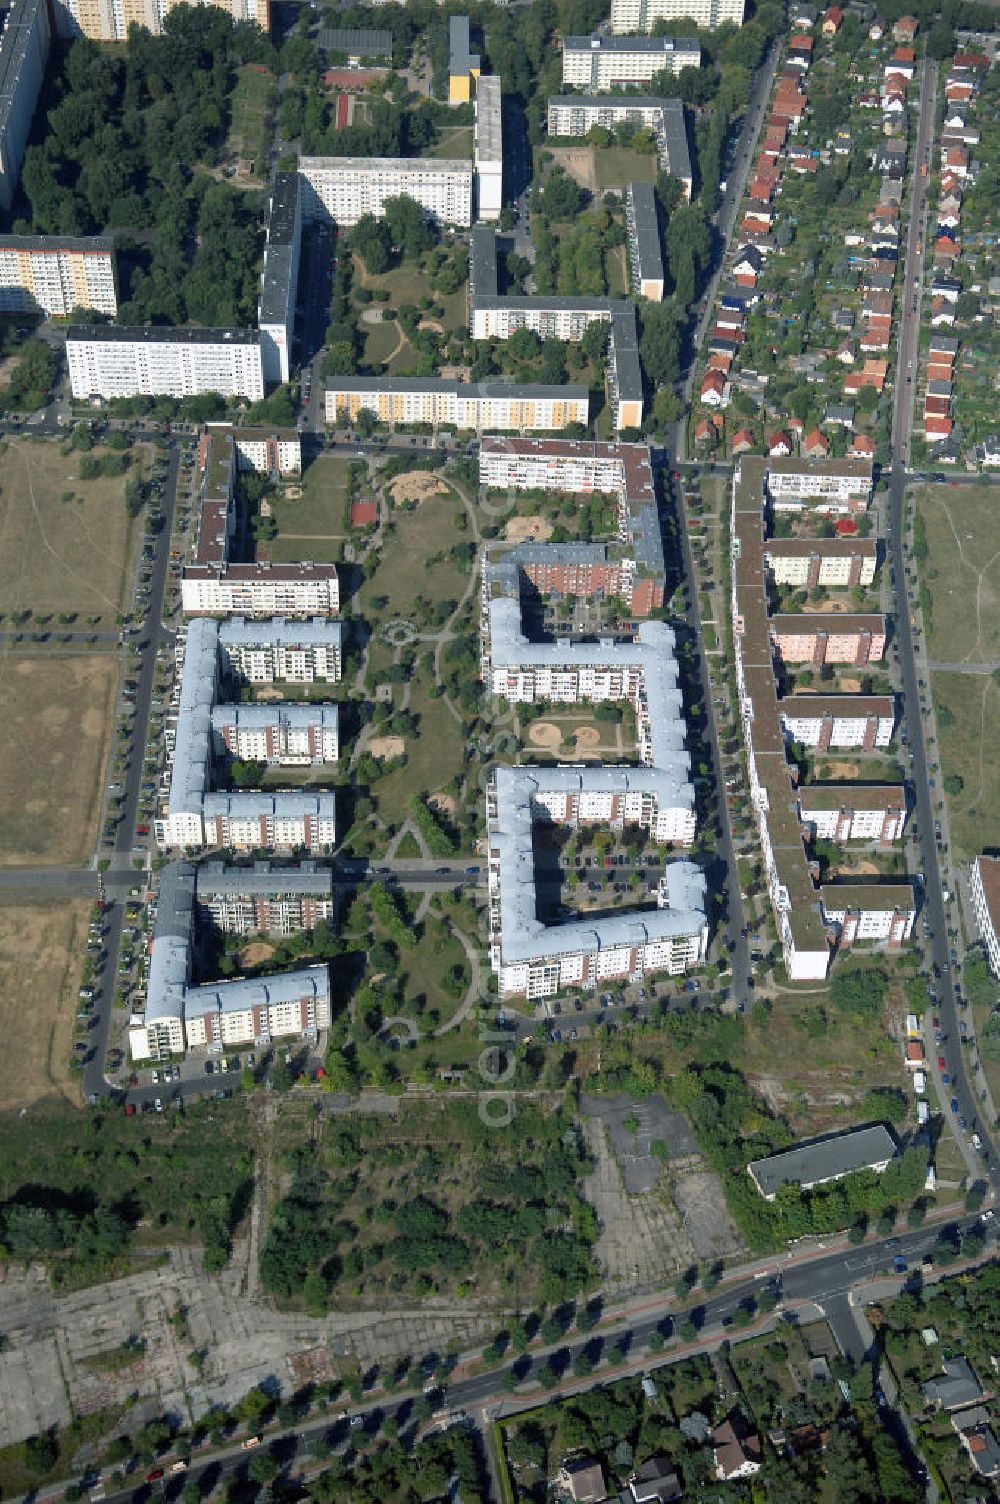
884;60;995;1187
83;444;181;1101
63;1214;991;1504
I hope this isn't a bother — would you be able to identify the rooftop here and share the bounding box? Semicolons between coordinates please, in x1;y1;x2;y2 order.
748;1124;898;1198
0;232;113;254
626;180;664;286
197;860;333;898
299;155;472;177
325;376;589;401
475;74;502;166
449;14;480;76
67;324;260;346
564;32;700;54
318;27;392;56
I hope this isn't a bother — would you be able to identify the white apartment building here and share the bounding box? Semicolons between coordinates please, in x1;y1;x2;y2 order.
212;703;339;765
549;94;692;191
778;696;895;750
970;855;1000;978
0;234;116;316
230;428;301;478
218;617;342;684
562;33;700;89
201;793;337;851
764;538;878;589
181;562;339;617
155;618;339;850
797;786;906;844
196;861;335;936
610;0;745;30
325;377;589;431
488;767;707;999
129;864;329;1064
765;457;875;512
0;0;50;213
66;326;264;402
820;885;916;948
258;172;301;387
298;156;473;228
474;74;503;223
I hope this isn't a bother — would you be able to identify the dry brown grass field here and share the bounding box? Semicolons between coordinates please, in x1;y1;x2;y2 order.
0;899;88;1109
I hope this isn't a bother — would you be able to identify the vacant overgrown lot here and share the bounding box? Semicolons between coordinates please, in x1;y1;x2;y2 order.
915;482;1000;665
0;653;117;866
0;439;139;620
0;899;89;1110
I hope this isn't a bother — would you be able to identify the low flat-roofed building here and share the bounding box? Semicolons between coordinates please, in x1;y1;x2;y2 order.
748;1124;897;1200
318;27;392;60
970;854;1000;977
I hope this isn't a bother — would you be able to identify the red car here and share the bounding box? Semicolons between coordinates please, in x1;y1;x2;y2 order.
938;1056;946;1070
146;1469;164;1483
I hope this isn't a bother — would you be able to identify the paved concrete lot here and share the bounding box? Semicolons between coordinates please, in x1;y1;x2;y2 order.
582;1093;696;1192
0;1243;497;1449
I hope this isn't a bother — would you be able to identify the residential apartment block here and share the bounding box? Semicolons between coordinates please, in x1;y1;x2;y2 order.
181;426;337;617
474;74;502;222
155;617;338;851
0;0;50;213
217;617;342;684
488;767;708;999
797;785;906;845
778;694;896;751
765;456;875;512
731;456;912;981
258;172;301;387
819;884;916;947
970;854;1000;978
610;0;745;30
769;612;886;667
53;0;270;43
625;180;664;300
324;377;589;432
547;95;691;192
479;437;665;616
196;860;335;936
211;703;339;764
66;325;265;402
561;33;700;89
0;234;116;317
129;863;328;1063
469;227;644;428
298;155;473;228
763;536;877;589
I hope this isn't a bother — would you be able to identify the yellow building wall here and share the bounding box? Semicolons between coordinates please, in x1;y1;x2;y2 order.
449;72;472;103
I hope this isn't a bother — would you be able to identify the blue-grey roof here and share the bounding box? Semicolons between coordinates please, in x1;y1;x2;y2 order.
326;377;589;401
610;308;643;408
218;616;343;650
202;792;338;819
490;766;705;966
748;1125;898;1198
563;33;700;55
184;964;330;1019
318;27;392;57
145;863;196;1028
259;173;300;327
449;14;480;75
197;860;333;898
168;617;218;821
210;703;339;733
626;180;664;289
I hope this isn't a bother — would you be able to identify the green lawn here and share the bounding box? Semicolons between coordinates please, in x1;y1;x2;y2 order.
366;485;469;613
428;126;473;158
931;669;1000;861
226;63;275;167
915;482;1000;665
366;672;468;828
362;317;405;370
594;145;658;189
270;456;353;536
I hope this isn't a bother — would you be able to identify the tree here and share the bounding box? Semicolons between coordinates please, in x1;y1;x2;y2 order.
639;303;681;388
23;1433;58;1475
